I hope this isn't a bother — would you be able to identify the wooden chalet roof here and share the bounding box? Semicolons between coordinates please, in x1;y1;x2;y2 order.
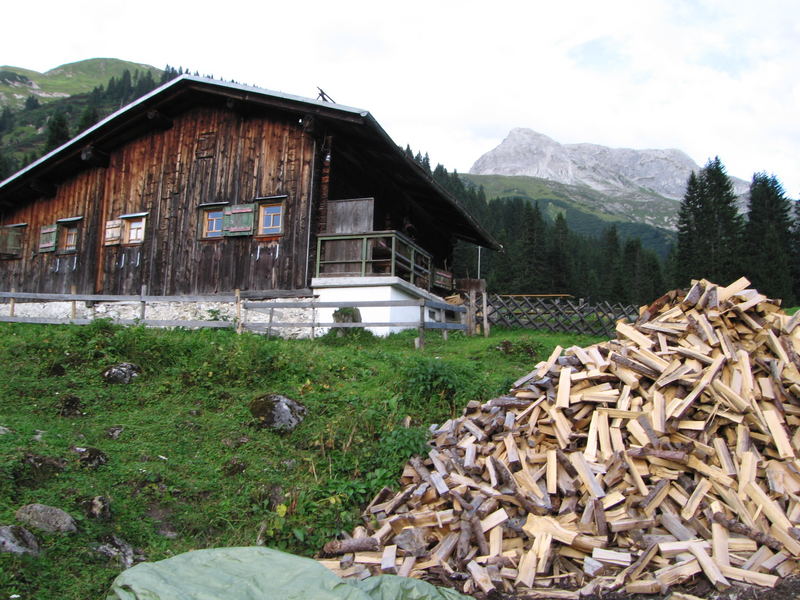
0;76;499;250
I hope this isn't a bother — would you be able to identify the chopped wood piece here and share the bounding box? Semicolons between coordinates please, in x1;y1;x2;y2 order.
467;560;495;593
322;537;379;556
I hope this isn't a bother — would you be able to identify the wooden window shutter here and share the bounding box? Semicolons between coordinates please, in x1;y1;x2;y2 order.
223;203;255;236
104;219;123;245
0;228;23;256
38;224;57;252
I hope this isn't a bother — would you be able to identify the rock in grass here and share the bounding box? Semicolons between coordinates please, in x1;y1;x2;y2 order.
0;525;40;556
72;446;109;469
15;504;77;533
249;394;307;433
94;534;145;568
102;363;141;384
83;496;112;520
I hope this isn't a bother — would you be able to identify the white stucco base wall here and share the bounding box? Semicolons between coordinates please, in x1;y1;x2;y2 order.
0;278;457;339
311;276;448;337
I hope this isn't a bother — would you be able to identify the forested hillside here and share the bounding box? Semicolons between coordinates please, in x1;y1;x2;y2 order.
0;64;188;178
415;150;798;306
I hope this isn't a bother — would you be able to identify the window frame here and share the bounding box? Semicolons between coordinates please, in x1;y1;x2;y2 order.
56;216;83;255
118;212;149;246
255;195;287;238
198;202;230;240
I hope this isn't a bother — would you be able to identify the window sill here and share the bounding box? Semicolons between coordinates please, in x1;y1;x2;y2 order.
200;237;224;241
254;234;282;242
56;250;77;256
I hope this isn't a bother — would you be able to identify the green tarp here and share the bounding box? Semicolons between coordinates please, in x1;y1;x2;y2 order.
106;547;471;600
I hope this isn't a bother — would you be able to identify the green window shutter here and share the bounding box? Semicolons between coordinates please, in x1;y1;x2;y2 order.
223;203;255;236
38;224;57;253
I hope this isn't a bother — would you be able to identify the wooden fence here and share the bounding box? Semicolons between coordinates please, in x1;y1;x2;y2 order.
0;290;466;345
486;294;639;337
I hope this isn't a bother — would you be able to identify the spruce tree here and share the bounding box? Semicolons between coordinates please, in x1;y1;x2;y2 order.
699;157;743;285
548;213;571;293
675;171;703;285
44;112;71;153
744;173;794;303
675;158;743;287
77;104;100;132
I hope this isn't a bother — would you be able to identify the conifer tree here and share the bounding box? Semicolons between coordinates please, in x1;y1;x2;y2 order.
44;112;71;153
548;213;571;293
675;157;743;287
77;104;99;133
744;173;794;303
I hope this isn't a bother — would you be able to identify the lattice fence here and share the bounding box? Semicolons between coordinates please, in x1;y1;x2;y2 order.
486;295;640;337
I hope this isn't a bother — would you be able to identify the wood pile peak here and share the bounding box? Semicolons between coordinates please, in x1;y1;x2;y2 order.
320;278;800;598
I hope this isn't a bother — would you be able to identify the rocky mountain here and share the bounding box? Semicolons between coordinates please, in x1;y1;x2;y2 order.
469;128;749;229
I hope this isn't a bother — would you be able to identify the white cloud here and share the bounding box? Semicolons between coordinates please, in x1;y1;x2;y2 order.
2;0;798;194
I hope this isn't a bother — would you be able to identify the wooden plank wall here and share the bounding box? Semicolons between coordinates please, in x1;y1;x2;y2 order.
0;105;317;295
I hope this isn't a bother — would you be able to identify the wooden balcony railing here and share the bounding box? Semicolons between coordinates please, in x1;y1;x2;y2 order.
315;230;453;292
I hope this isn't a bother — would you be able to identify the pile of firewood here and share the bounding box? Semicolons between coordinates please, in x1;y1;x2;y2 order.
319;278;800;597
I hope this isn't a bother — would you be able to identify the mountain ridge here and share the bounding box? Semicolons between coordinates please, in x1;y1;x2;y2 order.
0;58;162;109
469;128;750;229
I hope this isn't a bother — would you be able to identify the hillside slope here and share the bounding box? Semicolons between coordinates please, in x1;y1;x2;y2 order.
462;173;676;257
0;58;162;109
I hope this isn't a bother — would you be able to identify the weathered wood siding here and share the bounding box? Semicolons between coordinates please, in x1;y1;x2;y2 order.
0;105;316;295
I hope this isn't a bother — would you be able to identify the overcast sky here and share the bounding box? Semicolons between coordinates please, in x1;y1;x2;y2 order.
3;0;799;196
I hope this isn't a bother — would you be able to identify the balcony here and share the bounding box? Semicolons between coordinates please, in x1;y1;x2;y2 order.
315;230;452;292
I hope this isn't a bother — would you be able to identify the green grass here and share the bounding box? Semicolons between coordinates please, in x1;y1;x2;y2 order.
1;59;161;107
0;322;602;599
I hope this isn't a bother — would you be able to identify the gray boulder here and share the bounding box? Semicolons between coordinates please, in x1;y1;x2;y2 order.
249;394;307;432
15;503;77;533
0;525;39;556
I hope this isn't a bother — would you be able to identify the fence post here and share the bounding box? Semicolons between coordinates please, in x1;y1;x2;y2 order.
467;288;476;335
9;286;15;318
139;285;147;322
235;289;243;334
311;299;316;339
416;299;425;349
70;285;77;320
482;290;490;338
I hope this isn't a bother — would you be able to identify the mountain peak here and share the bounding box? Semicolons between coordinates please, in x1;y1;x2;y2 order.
470;129;747;201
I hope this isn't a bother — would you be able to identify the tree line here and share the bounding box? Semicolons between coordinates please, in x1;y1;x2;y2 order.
406;148;797;306
674;157;797;304
0;66;187;179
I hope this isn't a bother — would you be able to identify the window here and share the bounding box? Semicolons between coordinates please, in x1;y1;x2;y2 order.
125;217;146;244
56;216;82;254
0;224;25;259
61;225;78;252
202;209;225;238
258;203;283;236
104;212;148;245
